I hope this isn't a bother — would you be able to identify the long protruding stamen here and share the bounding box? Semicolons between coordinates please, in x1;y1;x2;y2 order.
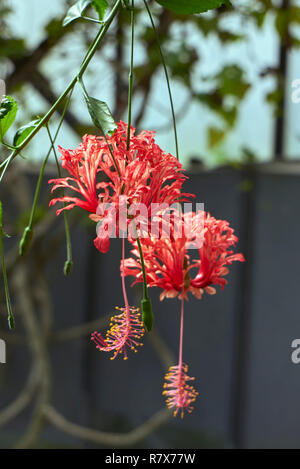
121;236;130;317
163;298;198;417
91;237;145;360
91;306;144;360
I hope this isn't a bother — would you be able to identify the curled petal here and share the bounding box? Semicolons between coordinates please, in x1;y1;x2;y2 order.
48;123;191;235
49;196;96;214
94;234;110;254
125;210;245;300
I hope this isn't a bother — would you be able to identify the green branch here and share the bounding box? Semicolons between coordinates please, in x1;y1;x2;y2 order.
126;0;135;150
125;1;153;331
143;0;179;160
0;202;14;329
0;0;122;175
19;90;73;257
46;125;73;276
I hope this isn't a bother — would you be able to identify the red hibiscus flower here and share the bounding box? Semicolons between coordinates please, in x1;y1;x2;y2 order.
48;121;192;253
123;210;245;300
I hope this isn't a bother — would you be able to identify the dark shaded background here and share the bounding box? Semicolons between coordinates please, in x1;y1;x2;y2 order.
1;0;300;449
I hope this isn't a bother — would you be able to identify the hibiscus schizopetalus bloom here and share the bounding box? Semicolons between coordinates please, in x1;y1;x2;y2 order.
48;121;192;253
124;209;244;417
48;121;193;333
123;210;245;300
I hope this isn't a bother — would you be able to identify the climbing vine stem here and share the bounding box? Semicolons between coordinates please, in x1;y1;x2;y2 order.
0;202;14;329
143;0;179;160
46;124;73;276
125;2;153;331
126;0;135;150
19;89;73;258
0;0;122;175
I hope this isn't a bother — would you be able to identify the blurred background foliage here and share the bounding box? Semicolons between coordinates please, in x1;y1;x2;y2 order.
1;0;300;449
1;0;300;167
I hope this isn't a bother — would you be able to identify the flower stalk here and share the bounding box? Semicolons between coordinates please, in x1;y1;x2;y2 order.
143;0;179;160
19;89;74;259
0;202;14;329
126;0;153;331
0;0;122;175
126;0;135;151
46;125;73;276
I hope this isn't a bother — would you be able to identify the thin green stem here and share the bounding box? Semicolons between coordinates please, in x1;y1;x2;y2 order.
81;16;104;24
126;0;135;151
136;236;148;300
29;92;72;229
125;2;150;303
0;201;14;329
19;90;73;256
46;125;73;275
134;226;153;331
0;151;14;183
0;0;122;174
125;2;151;327
131;220;149;300
28;151;51;230
143;0;179;160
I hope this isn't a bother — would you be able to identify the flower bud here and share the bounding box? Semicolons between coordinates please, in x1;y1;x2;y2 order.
64;260;73;276
19;227;33;256
141;297;153;332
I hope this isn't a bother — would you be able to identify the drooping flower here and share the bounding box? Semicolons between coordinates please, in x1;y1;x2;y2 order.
91;306;144;360
49;121;192;253
49;134;102;214
124;209;244;417
123;210;245;300
91;236;144;360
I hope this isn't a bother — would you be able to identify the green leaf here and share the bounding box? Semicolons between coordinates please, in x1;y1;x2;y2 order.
84;95;117;136
0;96;18;142
63;0;107;26
92;0;108;21
208;126;225;148
19;226;33;257
13;118;41;147
63;0;92;26
155;0;232;15
141;298;154;332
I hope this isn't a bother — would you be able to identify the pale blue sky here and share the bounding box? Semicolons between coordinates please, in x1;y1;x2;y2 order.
5;0;299;166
